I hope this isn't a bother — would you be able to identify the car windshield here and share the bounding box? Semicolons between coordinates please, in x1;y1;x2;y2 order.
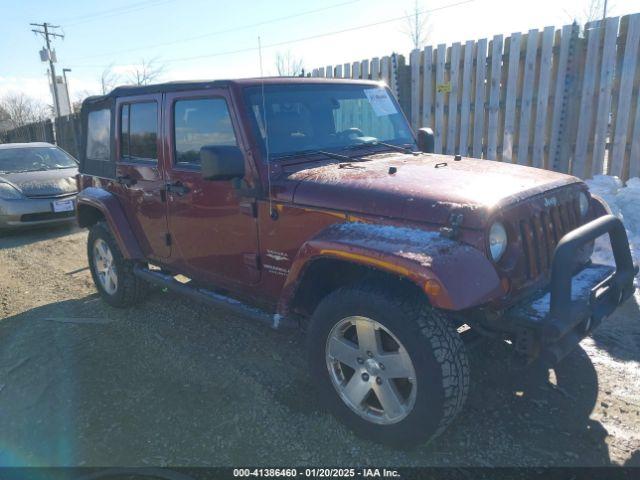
0;146;77;173
244;83;416;160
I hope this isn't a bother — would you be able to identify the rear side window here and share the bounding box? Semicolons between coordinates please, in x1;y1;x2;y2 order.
121;102;158;161
174;98;237;166
86;109;111;161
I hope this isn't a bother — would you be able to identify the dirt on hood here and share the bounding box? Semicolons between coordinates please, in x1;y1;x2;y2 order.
287;153;583;228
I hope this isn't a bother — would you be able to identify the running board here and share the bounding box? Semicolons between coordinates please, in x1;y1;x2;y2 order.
133;266;297;330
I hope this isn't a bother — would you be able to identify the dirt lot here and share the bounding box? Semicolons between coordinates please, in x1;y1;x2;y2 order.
0;225;639;467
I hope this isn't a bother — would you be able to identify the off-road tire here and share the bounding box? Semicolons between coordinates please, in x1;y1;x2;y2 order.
87;221;149;307
307;281;469;446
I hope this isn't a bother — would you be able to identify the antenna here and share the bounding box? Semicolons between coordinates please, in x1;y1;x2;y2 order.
258;36;276;219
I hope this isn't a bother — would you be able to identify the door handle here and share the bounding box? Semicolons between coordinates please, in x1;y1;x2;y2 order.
115;175;137;187
166;181;190;196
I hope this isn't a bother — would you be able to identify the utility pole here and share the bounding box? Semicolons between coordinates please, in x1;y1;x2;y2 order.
603;0;608;20
30;22;64;118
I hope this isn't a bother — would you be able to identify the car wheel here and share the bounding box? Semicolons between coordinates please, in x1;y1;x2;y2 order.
307;281;469;446
87;221;148;307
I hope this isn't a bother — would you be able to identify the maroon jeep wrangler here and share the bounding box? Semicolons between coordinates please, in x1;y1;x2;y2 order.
76;78;636;446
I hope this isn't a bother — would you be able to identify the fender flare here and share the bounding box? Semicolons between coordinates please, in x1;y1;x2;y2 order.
76;187;144;260
278;222;504;314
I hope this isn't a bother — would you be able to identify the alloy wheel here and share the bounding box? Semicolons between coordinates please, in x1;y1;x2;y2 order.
93;238;118;295
325;316;417;425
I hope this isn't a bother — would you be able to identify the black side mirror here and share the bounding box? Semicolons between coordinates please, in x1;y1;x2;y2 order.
200;145;245;181
417;128;435;153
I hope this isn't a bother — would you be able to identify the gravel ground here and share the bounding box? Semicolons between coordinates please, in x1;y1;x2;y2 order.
0;224;639;467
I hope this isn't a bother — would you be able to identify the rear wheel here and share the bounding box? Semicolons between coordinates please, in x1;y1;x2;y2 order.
87;221;148;307
307;281;469;446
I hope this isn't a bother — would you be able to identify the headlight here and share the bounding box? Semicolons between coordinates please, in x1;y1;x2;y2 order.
489;222;508;262
579;191;589;217
0;182;23;200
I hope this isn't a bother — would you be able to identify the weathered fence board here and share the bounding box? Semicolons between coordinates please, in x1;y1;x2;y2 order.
532;26;555;169
459;40;474;156
592;16;620;176
487;35;503;160
472;38;487;158
517;29;539;166
434;44;446;153
573;20;603;178
446;42;461;155
421;46;434;130
502;32;522;163
609;14;640;179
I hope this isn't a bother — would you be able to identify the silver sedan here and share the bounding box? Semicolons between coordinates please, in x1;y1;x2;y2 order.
0;142;79;230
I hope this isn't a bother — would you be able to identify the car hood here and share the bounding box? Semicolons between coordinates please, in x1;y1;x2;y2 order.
286;153;583;229
0;167;78;197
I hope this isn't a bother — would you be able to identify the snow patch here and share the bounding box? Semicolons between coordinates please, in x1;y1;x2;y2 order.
327;222;472;268
586;175;640;296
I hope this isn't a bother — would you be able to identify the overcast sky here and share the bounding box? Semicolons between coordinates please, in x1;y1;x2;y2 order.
1;0;639;106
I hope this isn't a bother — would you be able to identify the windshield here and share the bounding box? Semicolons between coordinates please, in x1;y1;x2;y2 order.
0;147;78;173
0;146;77;173
244;83;416;159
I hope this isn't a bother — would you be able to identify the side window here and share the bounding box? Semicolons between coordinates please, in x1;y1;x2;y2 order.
174;98;237;166
120;102;158;161
86;109;111;161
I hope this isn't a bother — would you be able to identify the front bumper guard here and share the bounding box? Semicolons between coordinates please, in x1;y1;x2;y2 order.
511;214;638;364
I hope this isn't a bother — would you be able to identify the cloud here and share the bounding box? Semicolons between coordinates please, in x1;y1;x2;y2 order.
0;76;52;104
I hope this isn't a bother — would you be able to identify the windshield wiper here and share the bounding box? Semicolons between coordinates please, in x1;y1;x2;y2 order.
345;140;417;155
273;150;356;162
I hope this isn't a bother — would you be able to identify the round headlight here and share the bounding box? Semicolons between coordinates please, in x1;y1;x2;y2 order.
0;182;23;200
489;222;508;262
579;191;589;217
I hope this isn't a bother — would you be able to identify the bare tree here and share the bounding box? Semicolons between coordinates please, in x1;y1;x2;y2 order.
72;89;93;114
100;64;120;94
128;58;165;86
402;0;430;50
0;92;49;128
275;51;304;77
563;0;613;32
583;0;611;23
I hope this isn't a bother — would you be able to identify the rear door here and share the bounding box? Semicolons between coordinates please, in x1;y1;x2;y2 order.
163;89;260;286
111;94;170;259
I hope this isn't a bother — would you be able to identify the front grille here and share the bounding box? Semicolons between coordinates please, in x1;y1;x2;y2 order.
519;198;581;280
20;211;75;222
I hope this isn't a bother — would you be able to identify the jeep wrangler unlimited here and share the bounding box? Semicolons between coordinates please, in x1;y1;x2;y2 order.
76;78;637;446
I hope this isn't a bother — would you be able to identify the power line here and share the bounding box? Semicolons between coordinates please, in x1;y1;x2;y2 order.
68;0;476;70
60;0;175;27
65;0;360;63
164;0;477;64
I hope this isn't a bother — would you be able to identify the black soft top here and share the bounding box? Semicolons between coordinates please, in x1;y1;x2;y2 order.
82;77;381;106
82;80;233;106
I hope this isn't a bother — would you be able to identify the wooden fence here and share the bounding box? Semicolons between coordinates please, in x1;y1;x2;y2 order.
0;113;81;158
312;13;640;181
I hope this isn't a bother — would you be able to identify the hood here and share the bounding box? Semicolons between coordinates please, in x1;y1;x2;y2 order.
287;153;583;229
0;167;78;198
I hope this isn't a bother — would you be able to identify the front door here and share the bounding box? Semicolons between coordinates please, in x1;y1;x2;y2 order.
163;89;260;287
112;94;169;259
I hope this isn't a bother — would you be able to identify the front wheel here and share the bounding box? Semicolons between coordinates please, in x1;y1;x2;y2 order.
87;221;149;307
307;281;469;446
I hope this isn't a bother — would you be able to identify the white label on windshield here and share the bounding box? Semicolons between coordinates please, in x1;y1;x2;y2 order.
364;88;398;116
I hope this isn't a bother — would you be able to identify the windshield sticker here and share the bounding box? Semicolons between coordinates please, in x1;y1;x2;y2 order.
364;89;398;117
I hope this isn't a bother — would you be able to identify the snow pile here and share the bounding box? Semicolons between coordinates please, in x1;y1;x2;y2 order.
586;175;640;289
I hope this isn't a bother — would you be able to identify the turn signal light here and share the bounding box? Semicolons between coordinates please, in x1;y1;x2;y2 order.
424;279;442;296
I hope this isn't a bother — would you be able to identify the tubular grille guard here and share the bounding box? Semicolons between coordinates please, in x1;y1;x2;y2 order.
543;214;638;341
